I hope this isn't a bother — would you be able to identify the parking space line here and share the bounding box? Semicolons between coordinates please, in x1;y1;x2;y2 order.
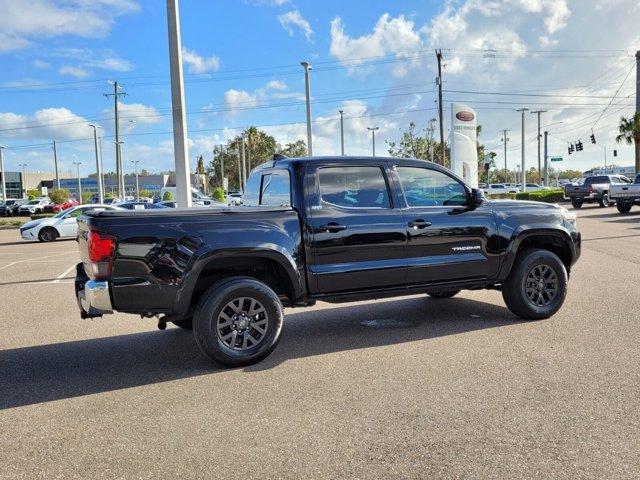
0;261;18;271
53;265;77;284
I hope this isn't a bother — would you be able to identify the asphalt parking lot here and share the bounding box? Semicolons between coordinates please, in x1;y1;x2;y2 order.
1;206;639;479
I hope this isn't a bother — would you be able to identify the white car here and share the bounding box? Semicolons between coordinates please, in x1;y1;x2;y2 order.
482;184;520;195
517;183;550;192
20;204;121;242
18;198;51;215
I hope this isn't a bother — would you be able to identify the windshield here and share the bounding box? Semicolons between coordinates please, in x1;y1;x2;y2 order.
53;207;74;218
585;176;609;185
27;200;40;205
635;175;640;184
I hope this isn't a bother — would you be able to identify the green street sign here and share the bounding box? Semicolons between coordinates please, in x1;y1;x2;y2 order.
550;156;563;162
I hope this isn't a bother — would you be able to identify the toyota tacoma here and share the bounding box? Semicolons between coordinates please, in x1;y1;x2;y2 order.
75;156;581;367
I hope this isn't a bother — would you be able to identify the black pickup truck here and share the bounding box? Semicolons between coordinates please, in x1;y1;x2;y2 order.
75;156;581;367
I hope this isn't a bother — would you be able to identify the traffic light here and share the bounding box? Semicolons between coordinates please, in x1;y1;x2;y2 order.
568;146;572;155
613;149;618;157
569;143;575;153
590;133;596;144
576;141;583;151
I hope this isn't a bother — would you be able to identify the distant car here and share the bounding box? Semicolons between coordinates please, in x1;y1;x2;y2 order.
610;173;640;213
0;199;28;216
159;201;177;208
483;184;519;195
227;191;243;205
517;183;549;192
43;199;80;214
20;204;122;242
114;201;169;210
18;198;51;215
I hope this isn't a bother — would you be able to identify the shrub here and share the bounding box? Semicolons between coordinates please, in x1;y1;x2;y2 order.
81;192;93;204
211;186;225;203
30;213;55;220
487;192;517;200
105;192;114;199
0;219;24;227
26;189;40;200
515;189;565;203
49;188;70;205
163;191;174;201
139;189;152;199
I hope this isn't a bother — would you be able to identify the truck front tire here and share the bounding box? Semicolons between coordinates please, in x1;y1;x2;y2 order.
192;277;284;367
502;249;568;320
571;199;583;209
617;202;632;214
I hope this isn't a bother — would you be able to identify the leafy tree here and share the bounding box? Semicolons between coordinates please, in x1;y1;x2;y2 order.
139;189;152;199
162;191;174;201
196;155;206;174
105;192;114;199
211;186;225;203
140;169;150;176
26;189;40;200
81;192;93;204
278;140;307;157
615;112;640;174
49;188;70;204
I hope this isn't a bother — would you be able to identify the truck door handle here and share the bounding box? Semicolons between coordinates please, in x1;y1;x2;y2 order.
408;219;431;229
317;222;347;233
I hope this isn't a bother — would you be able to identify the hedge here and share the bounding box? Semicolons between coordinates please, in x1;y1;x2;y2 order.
486;192;517;200
515;189;565;203
30;213;55;220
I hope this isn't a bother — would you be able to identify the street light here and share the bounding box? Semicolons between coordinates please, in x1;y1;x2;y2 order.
367;126;379;157
88;124;104;204
339;110;345;156
131;159;140;200
0;146;6;201
73;161;83;203
516;108;529;191
301;61;313;156
113;141;125;198
18;163;29;198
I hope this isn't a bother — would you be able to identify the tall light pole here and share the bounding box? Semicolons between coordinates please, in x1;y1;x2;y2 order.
301;61;313;156
0;146;5;201
52;141;60;190
367;127;379;157
18;163;29;198
166;0;192;207
73;161;83;203
339;110;345;156
131;159;140;200
88;124;104;203
104;80;126;198
516;108;529;191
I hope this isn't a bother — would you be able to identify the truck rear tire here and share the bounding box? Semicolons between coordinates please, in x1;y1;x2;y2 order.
598;193;612;208
192;277;284;367
617;202;632;214
502;249;568;320
571;199;583;209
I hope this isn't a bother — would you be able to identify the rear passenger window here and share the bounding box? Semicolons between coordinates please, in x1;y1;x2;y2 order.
319;166;390;208
242;174;262;206
260;172;291;206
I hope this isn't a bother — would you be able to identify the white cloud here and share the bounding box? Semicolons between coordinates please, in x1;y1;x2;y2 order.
223;89;258;115
32;59;51;69
182;47;221;74
278;10;314;42
0;0;139;52
0;107;94;141
59;65;89;79
265;80;287;91
330;14;423;78
53;48;134;73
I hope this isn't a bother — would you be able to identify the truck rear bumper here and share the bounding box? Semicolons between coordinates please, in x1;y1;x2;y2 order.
75;263;113;318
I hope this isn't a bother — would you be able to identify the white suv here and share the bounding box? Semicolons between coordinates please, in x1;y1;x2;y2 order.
18;198;51;215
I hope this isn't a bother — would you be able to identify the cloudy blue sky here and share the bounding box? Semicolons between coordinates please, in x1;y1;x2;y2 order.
0;0;639;178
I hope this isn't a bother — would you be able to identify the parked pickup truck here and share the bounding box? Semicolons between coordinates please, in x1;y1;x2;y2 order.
564;175;630;209
610;173;640;213
75;156;581;367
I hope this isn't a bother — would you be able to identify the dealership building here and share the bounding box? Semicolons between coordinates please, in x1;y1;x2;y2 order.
1;171;208;199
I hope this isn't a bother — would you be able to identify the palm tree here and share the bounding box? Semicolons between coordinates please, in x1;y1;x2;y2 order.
615;112;640;174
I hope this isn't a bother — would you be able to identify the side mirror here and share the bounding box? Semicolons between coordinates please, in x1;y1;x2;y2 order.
469;188;485;209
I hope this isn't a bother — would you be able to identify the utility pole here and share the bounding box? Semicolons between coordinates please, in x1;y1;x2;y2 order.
516;108;529;191
500;129;510;181
543;131;548;187
18;163;29;198
104;81;126;198
435;49;445;166
52;141;60;190
88;124;104;203
240;134;247;190
636;50;640;174
131;160;140;200
301;61;313;156
73;161;82;203
98;136;105;196
367;127;379;157
0;146;5;201
339;110;345;155
113;141;125;197
166;0;192;207
237;142;242;192
531;110;546;184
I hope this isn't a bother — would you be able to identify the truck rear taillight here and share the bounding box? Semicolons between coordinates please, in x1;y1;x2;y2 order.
588;185;594;193
87;231;116;279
